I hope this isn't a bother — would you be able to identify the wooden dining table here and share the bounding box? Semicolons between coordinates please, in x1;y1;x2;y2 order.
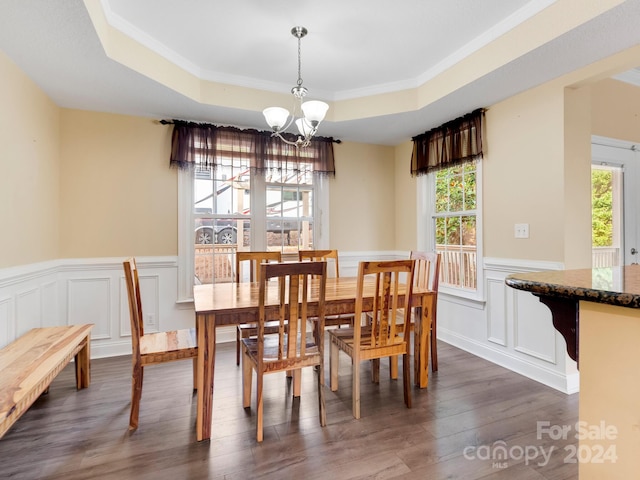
193;276;436;441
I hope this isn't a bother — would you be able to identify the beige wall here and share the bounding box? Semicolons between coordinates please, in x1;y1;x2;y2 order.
563;86;592;269
329;141;396;251
483;83;567;262
0;51;60;268
393;141;417;251
592;78;640;143
59;110;176;258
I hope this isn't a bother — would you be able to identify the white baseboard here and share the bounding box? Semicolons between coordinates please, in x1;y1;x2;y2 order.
91;340;133;359
438;328;579;394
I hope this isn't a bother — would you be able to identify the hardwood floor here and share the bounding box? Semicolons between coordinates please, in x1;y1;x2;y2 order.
0;341;578;479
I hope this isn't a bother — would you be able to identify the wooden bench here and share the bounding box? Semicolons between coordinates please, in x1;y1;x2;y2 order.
0;324;93;438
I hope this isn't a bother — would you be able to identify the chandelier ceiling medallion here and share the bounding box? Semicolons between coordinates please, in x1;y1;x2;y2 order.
263;26;329;148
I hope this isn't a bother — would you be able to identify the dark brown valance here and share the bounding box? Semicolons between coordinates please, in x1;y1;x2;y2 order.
168;121;336;176
411;108;485;176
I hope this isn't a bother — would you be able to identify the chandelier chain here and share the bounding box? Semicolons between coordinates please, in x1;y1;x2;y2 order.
297;34;303;87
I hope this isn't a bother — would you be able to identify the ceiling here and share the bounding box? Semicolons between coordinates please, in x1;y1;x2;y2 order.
2;0;640;145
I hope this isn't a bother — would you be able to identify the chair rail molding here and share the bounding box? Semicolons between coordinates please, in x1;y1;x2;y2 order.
0;253;579;394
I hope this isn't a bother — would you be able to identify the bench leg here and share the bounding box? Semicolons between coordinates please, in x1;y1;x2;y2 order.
75;336;91;389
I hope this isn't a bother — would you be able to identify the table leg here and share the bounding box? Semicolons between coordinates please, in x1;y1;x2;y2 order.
415;294;432;388
413;306;421;386
197;313;216;441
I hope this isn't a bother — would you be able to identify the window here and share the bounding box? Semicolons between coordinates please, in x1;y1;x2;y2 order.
178;147;329;299
265;163;314;254
434;161;478;291
412;108;484;299
418;160;481;299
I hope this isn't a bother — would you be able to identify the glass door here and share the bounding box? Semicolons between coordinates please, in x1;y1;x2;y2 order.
592;136;638;266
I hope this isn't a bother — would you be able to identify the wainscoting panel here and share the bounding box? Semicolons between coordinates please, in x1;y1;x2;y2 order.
68;278;111;340
0;297;12;349
41;281;59;327
119;277;129;338
486;277;507;346
15;287;41;336
513;289;556;363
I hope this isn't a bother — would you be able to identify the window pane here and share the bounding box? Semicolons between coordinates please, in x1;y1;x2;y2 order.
435;171;449;213
193;218;251;284
449;174;463;211
435;217;446;245
194;242;235;285
591;169;613;247
266;187;283;218
461;249;477;289
213;165;250;215
194;168;214;215
461;215;476;246
464;171;476;210
299;220;313;250
445;217;461;245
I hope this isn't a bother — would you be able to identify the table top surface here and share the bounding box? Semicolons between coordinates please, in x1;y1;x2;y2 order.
194;276;433;314
505;264;640;308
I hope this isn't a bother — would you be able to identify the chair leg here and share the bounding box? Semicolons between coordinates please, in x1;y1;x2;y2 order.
403;353;412;409
242;350;252;409
317;360;326;427
192;358;198;391
293;369;302;397
389;355;399;379
371;358;380;384
129;365;143;430
431;321;438;372
236;326;241;366
330;341;339;391
256;370;264;442
352;359;361;419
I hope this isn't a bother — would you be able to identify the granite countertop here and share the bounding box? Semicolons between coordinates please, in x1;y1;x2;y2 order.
505;264;640;308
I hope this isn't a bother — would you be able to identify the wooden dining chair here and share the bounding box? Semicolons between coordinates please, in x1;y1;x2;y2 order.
298;249;354;329
235;251;282;365
328;259;415;419
387;251;442;379
123;258;198;430
241;260;328;442
413;251;441;372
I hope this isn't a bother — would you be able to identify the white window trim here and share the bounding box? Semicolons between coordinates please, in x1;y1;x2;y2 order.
417;160;484;302
177;168;330;302
177;168;195;302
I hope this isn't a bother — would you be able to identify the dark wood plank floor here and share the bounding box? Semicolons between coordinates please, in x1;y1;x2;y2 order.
0;341;578;479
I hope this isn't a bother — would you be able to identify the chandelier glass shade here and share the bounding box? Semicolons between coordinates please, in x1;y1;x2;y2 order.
263;26;329;148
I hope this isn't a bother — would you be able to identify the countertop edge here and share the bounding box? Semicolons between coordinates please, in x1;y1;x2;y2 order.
504;275;640;309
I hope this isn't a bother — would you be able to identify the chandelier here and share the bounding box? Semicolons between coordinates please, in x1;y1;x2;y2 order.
263;26;329;148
